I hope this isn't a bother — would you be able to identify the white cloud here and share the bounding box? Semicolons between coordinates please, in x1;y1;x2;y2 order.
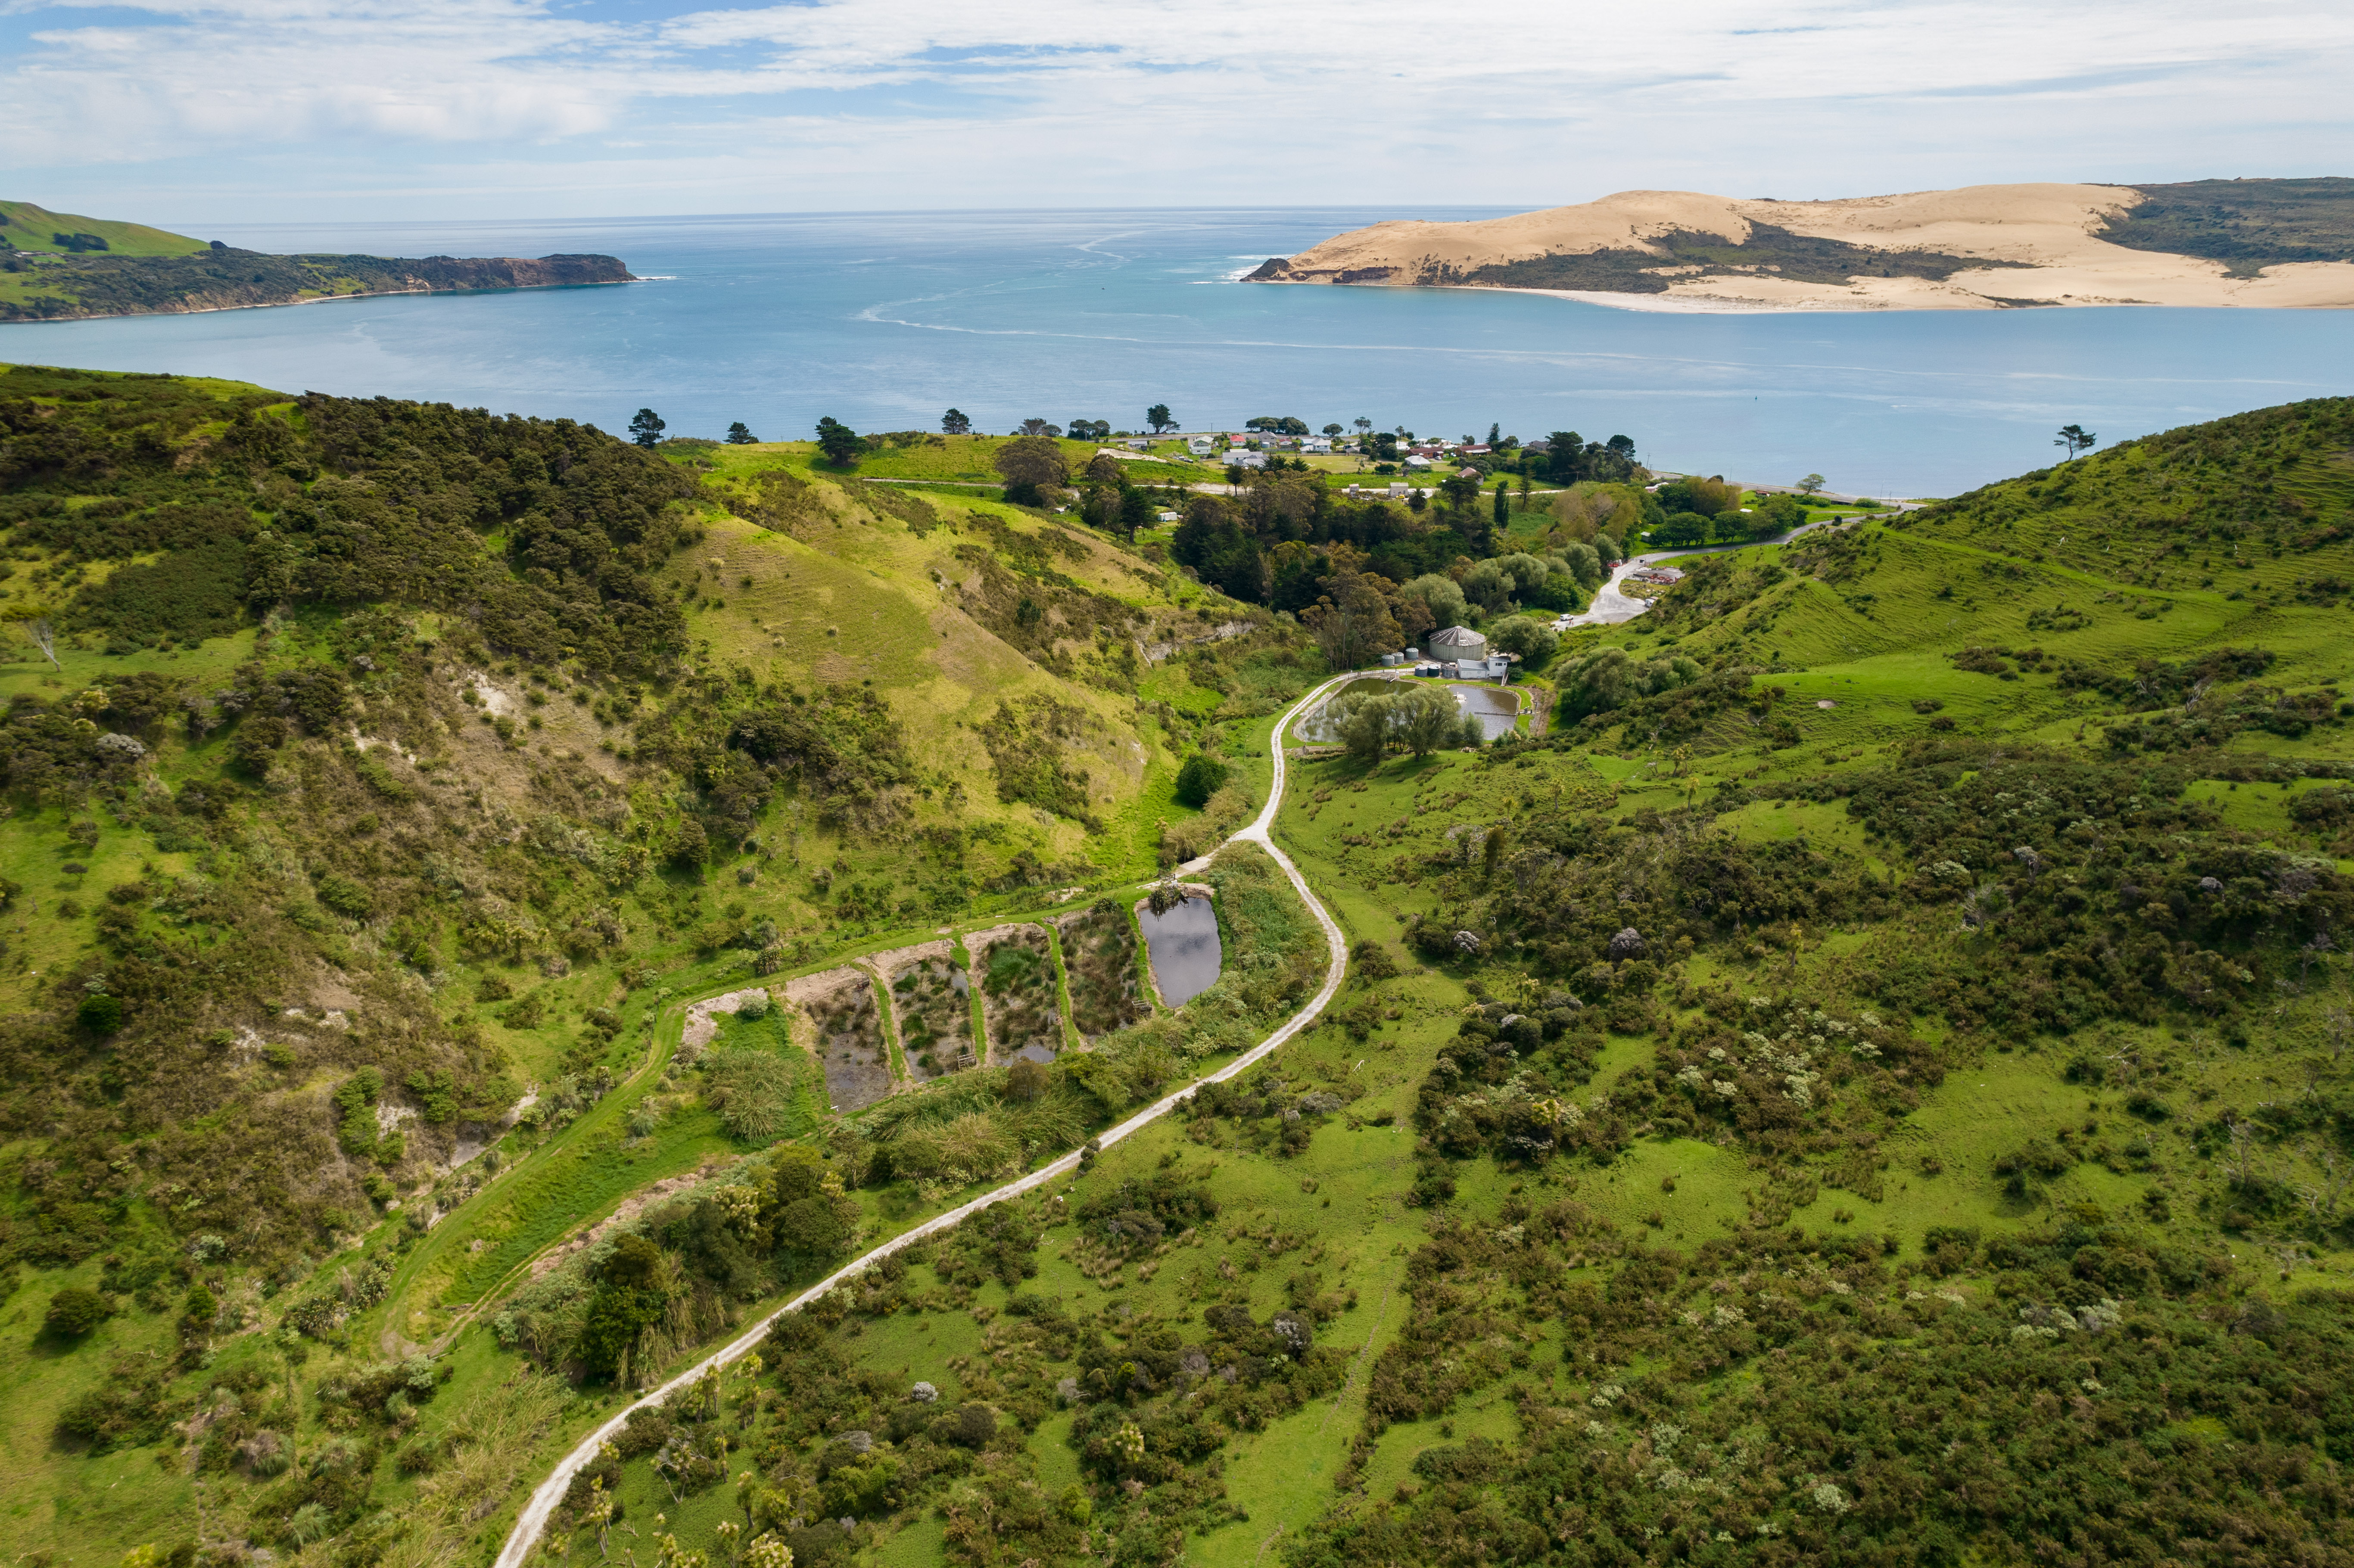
3;0;2349;215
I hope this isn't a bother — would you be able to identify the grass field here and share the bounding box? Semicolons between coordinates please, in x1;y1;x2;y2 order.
0;199;211;257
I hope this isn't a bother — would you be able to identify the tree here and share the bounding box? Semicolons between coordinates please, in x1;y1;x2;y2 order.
942;408;972;435
1304;561;1402;671
1545;429;1585;484
1174;753;1230;807
1393;684;1461;757
1118;487;1158;541
1400;573;1467;631
1018;417;1062;437
1332;691;1396;765
1146;403;1174;433
1354;417;1373;435
1796;473;1826;495
2055;423;2097;460
1246;416;1309;436
725;421;757;445
1492;482;1510;535
1068;419;1110;441
1171;501;1266;601
1654;511;1712;548
1488;614;1559;668
993;436;1068;502
1323;423;1343;438
1488;422;1501;447
576;1233;674;1380
628;408;666;448
767;1147;858;1260
814;416;862;467
1436;470;1482;510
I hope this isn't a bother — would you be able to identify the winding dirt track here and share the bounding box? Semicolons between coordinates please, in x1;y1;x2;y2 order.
494;675;1354;1568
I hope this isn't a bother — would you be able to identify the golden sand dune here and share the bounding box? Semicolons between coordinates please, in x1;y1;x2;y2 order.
1251;183;2354;311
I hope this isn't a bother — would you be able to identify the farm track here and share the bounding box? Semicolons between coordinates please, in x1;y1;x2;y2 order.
493;675;1357;1568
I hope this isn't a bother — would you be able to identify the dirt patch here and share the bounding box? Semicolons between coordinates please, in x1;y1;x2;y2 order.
970;922;1062;1064
786;967;893;1112
1055;898;1150;1041
682;987;775;1056
876;940;975;1080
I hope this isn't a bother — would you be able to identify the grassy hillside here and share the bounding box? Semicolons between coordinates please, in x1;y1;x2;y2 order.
0;363;1326;1563
0;199;211;258
9;370;2354;1568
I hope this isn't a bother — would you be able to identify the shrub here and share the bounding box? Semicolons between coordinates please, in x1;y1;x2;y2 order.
705;1048;801;1141
315;873;373;920
1174;753;1230;809
43;1286;112;1338
76;992;122;1034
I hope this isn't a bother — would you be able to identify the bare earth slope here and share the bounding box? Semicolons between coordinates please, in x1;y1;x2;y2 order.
1250;180;2354;311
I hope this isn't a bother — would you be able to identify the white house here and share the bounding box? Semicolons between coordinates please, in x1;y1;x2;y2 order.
1302;437;1332;454
1403;455;1433;471
1227;450;1267;469
1188;436;1214;455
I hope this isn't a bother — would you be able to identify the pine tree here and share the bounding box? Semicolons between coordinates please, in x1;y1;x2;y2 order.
814;417;862;467
724;421;756;445
1493;482;1510;535
628;408;666;448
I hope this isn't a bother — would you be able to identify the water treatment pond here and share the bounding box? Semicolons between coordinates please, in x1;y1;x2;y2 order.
1137;895;1223;1007
1294;678;1522;743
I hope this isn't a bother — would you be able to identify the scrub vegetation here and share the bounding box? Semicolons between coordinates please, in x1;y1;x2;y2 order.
10;358;2354;1568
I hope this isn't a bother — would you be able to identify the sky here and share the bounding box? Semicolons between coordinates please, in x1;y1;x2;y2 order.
3;0;2351;224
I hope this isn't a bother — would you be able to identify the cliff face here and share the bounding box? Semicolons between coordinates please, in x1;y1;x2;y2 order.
1249;184;2354;311
0;249;635;322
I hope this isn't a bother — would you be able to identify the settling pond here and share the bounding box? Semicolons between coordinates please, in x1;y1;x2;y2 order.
1136;896;1223;1007
1293;677;1523;743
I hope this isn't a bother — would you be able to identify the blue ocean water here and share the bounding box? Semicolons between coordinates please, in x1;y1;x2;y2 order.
7;207;2352;497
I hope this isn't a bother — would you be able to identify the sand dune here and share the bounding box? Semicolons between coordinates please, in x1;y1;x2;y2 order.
1252;184;2354;311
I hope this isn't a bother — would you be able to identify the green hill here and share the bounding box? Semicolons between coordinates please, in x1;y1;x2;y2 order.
0;199;211;257
5;370;2354;1568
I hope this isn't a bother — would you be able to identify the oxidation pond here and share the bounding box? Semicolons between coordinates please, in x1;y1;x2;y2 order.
1451;684;1521;739
1137;896;1223;1008
1295;678;1521;743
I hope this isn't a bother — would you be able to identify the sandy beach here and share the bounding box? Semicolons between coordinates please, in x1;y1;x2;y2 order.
1252;184;2354;312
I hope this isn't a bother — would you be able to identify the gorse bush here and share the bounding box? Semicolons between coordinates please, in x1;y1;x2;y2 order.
1174;752;1230;808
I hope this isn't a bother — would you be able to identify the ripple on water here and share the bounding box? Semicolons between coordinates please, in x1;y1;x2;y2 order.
1137;895;1222;1007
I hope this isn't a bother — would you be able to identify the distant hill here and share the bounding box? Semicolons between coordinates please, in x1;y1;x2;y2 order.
0;201;632;321
1249;179;2354;311
0;199;212;258
0;249;634;322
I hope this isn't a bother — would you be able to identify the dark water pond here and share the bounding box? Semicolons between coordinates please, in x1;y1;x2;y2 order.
1137;895;1223;1007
